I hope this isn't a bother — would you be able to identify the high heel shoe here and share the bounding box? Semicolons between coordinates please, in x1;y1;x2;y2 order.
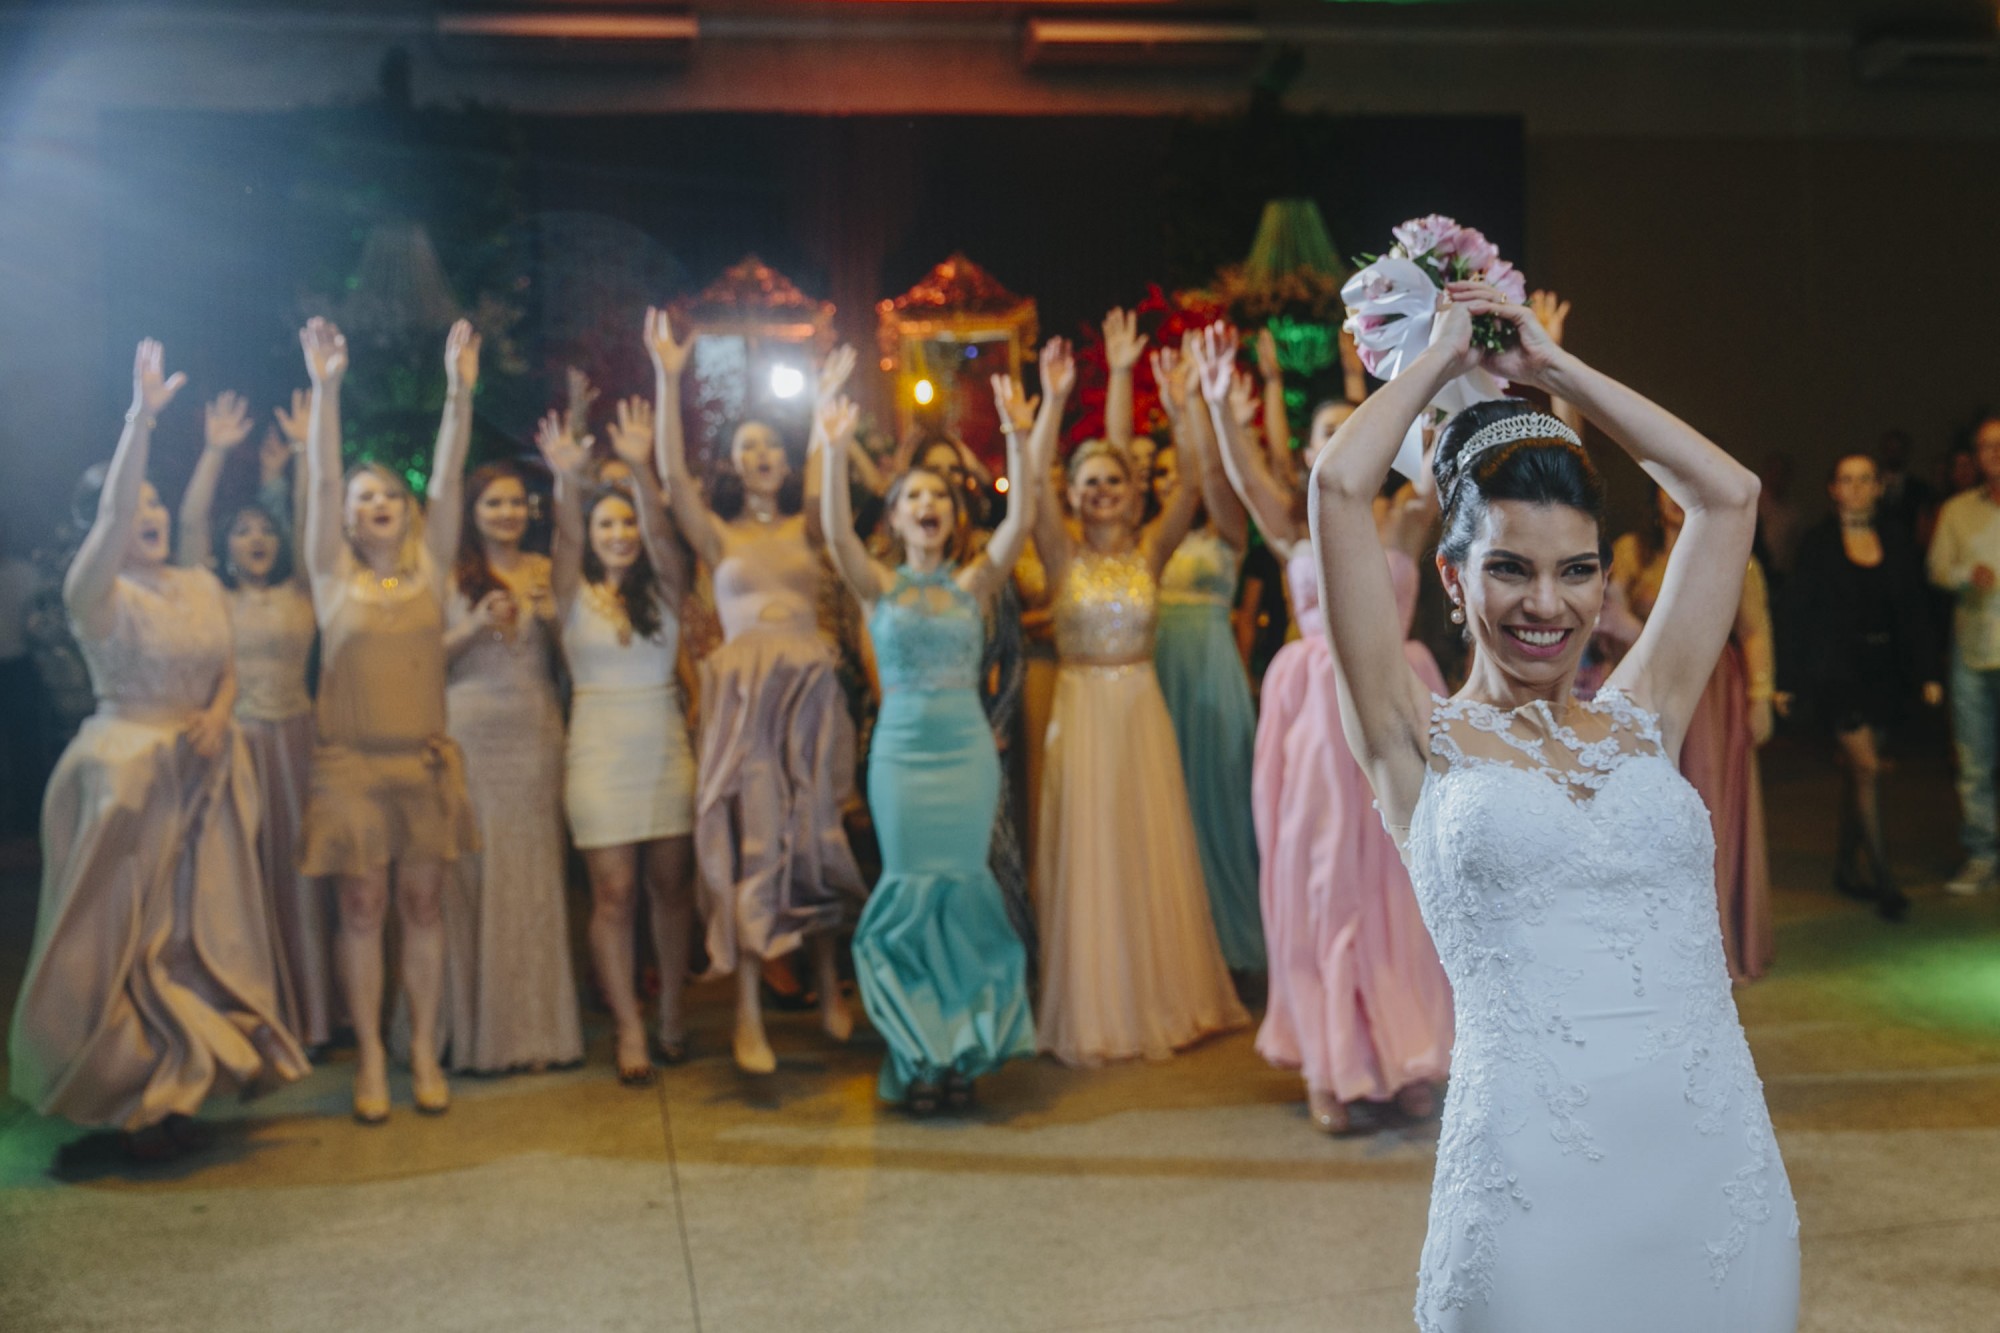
352;1090;390;1126
411;1064;451;1116
905;1081;942;1118
942;1071;975;1112
1395;1081;1439;1121
1307;1088;1350;1136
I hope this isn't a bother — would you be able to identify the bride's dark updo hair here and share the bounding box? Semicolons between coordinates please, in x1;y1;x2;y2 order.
1434;398;1607;566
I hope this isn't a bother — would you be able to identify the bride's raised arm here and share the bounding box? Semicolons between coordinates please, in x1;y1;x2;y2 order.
1307;305;1481;826
1450;281;1759;751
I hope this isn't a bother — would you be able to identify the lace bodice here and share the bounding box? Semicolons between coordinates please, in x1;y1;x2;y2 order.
713;519;822;640
1160;530;1238;607
871;566;983;693
563;585;679;693
228;583;316;721
1054;547;1156;664
78;568;231;716
1403;687;1796;1323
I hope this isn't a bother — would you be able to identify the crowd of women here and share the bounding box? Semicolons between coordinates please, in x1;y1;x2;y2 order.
1;282;1937;1163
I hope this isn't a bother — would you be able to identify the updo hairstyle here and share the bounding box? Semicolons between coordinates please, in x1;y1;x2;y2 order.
1433;399;1607;566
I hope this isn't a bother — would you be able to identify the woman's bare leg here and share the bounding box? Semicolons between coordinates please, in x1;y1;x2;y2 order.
640;835;695;1053
335;869;391;1118
583;845;651;1080
810;932;852;1042
396;858;450;1108
734;949;775;1074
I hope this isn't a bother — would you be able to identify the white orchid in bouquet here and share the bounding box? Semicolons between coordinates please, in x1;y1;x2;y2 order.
1348;214;1528;368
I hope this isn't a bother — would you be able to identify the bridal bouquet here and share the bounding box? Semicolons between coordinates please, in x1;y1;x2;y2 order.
1340;215;1525;477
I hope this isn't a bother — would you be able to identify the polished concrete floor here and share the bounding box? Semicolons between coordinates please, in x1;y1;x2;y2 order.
2;738;1998;1332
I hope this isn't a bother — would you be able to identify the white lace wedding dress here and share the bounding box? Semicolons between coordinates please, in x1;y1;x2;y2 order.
1401;688;1799;1332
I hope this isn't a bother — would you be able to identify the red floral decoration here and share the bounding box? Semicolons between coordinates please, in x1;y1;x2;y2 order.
1064;283;1229;448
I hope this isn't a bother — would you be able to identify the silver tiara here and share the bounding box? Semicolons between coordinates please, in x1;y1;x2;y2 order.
1451;410;1582;480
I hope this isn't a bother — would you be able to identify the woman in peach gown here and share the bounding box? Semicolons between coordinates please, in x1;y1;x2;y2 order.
9;342;307;1158
648;310;866;1074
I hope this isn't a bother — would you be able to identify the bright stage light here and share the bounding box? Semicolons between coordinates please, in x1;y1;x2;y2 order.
769;365;805;399
995;476;1010;494
913;378;936;405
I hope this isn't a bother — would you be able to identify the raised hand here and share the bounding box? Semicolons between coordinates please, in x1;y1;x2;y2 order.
1191;323;1239;406
1102;308;1148;373
818;394;860;452
534;410;590;478
1039;337;1076;402
606;395;655;469
258;430;291;487
204;392;253;452
645;306;695;378
1149;346;1186;421
300;318;348;387
816;345;858;405
132;339;188;420
991;373;1038;435
273;388;310;446
444;318;482;397
1445;281;1563;387
1255;327;1283;380
1229;369;1258;430
565;366;600;434
1528;290;1571;347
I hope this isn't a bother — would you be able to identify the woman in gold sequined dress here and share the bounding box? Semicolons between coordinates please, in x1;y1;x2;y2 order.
1029;358;1250;1067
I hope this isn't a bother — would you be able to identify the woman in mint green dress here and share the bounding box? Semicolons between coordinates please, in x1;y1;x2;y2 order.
1146;342;1265;975
819;348;1067;1113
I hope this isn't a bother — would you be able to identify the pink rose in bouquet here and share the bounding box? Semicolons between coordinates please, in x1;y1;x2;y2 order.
1483;258;1528;304
1351;214;1528;360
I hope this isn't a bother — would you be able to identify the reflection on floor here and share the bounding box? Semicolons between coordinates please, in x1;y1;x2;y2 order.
2;738;1998;1332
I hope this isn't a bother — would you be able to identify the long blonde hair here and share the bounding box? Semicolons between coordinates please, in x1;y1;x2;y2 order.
343;461;428;575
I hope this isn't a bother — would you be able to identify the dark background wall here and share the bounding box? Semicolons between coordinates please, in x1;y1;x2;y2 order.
3;2;1997;547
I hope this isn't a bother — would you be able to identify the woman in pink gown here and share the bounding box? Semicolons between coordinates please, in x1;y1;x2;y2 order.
1197;329;1453;1134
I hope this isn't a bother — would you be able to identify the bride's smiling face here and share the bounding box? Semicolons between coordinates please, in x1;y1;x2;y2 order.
1442;498;1605;689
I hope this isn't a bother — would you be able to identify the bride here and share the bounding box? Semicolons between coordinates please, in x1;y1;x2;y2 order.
1309;282;1799;1331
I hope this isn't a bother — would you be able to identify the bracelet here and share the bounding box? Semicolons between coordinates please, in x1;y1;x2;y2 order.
125;407;156;429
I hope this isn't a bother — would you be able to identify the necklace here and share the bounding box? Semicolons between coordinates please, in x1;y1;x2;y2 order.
584;580;633;646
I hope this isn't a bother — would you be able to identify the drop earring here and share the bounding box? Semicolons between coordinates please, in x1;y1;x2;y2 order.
1449;602;1465;625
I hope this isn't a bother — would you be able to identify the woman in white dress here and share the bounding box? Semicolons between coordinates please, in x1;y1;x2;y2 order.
1309;284;1798;1332
536;399;697;1086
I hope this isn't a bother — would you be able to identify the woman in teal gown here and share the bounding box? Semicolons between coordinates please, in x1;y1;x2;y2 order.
819;350;1067;1112
1147;344;1266;975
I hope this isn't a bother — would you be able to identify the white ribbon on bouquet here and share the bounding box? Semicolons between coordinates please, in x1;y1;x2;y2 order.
1340;256;1506;482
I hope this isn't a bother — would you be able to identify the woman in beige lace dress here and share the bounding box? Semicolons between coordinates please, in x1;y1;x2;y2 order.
435;462;583;1073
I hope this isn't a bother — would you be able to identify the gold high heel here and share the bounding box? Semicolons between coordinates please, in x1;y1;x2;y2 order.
411;1063;451;1116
